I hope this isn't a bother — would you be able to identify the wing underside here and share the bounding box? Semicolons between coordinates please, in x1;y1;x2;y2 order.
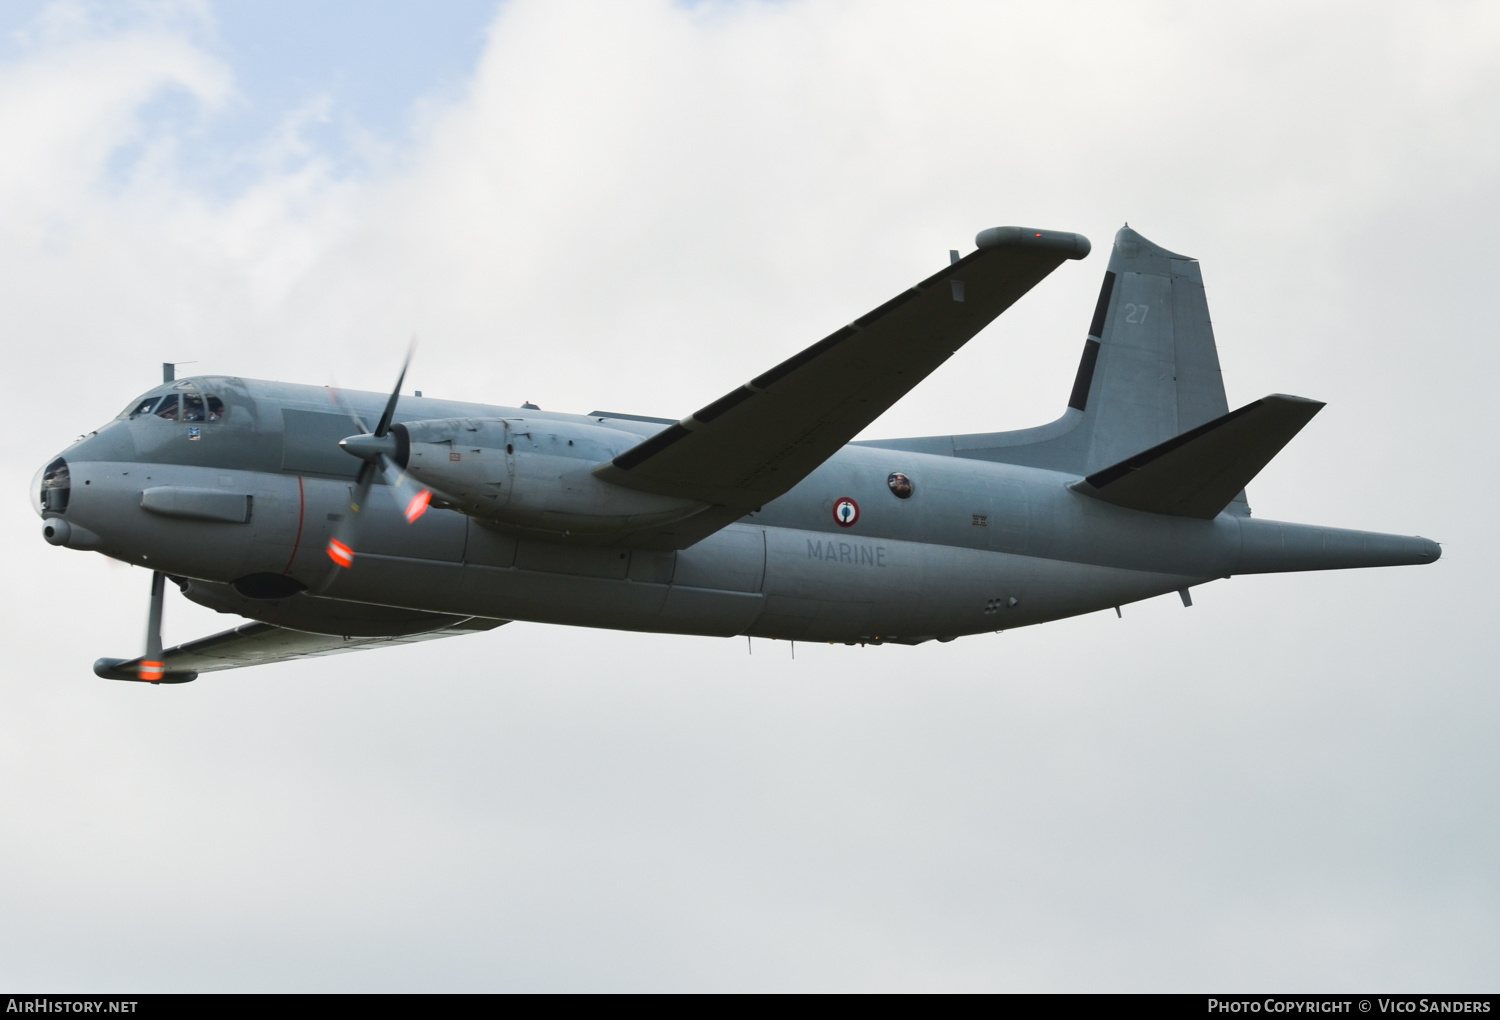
94;617;506;683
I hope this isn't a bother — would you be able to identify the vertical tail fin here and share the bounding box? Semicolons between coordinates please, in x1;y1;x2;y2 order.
1068;226;1231;471
932;226;1246;512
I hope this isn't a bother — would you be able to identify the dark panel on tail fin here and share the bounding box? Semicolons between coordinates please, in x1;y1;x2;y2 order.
1087;271;1116;338
1072;394;1324;519
1065;269;1115;411
1068;339;1102;411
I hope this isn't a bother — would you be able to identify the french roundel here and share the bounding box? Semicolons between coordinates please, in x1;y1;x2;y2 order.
833;497;860;528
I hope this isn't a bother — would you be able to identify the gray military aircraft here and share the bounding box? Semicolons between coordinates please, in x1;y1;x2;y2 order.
34;225;1439;683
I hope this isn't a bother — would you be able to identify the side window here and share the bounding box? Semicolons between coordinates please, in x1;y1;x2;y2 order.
181;393;206;422
206;395;224;421
154;394;180;420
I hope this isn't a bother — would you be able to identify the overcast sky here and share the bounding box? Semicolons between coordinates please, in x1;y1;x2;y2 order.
2;0;1496;991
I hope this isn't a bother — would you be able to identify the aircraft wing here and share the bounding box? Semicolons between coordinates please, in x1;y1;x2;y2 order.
93;617;505;683
595;226;1090;548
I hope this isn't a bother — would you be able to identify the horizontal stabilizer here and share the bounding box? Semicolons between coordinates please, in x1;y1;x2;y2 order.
94;617;504;681
1071;394;1324;519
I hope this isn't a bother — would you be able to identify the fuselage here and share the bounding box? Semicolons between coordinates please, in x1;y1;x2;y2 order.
37;375;1439;646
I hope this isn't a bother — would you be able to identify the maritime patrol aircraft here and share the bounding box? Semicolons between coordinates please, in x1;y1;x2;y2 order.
34;225;1440;683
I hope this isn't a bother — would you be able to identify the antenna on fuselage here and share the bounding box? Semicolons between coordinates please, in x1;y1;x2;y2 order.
162;361;196;384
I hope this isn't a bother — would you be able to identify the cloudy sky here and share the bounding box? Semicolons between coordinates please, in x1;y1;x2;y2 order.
2;0;1497;991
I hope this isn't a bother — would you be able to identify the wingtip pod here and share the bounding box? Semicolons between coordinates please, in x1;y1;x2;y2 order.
976;226;1091;260
92;657;197;683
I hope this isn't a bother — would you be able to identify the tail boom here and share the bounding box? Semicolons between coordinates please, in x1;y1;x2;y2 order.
1234;518;1440;573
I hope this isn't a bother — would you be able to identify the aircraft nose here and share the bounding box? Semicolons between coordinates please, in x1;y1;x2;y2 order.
33;456;70;518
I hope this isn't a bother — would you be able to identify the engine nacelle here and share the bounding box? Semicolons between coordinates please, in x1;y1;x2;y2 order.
394;417;705;538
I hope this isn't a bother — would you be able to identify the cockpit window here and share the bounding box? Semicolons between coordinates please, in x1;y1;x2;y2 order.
158;385;224;422
126;397;159;419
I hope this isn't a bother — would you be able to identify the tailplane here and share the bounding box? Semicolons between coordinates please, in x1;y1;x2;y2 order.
1071;394;1323;519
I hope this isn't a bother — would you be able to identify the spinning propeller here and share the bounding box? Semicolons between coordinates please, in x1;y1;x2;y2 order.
319;343;433;583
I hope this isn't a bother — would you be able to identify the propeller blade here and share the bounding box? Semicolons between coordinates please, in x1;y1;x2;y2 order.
404;488;432;523
324;380;371;436
346;457;379;517
374;453;432;523
326;538;354;569
323;459;378;571
373;338;416;438
315;341;421;593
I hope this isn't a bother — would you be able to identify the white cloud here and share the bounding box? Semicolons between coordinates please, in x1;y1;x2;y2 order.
1;0;1496;990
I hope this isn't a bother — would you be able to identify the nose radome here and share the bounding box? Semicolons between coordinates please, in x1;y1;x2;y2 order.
35;456;104;551
33;457;70;517
30;463;44;517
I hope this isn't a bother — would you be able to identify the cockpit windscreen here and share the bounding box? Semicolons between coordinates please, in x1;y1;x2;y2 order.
124;397;158;419
125;385;226;423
